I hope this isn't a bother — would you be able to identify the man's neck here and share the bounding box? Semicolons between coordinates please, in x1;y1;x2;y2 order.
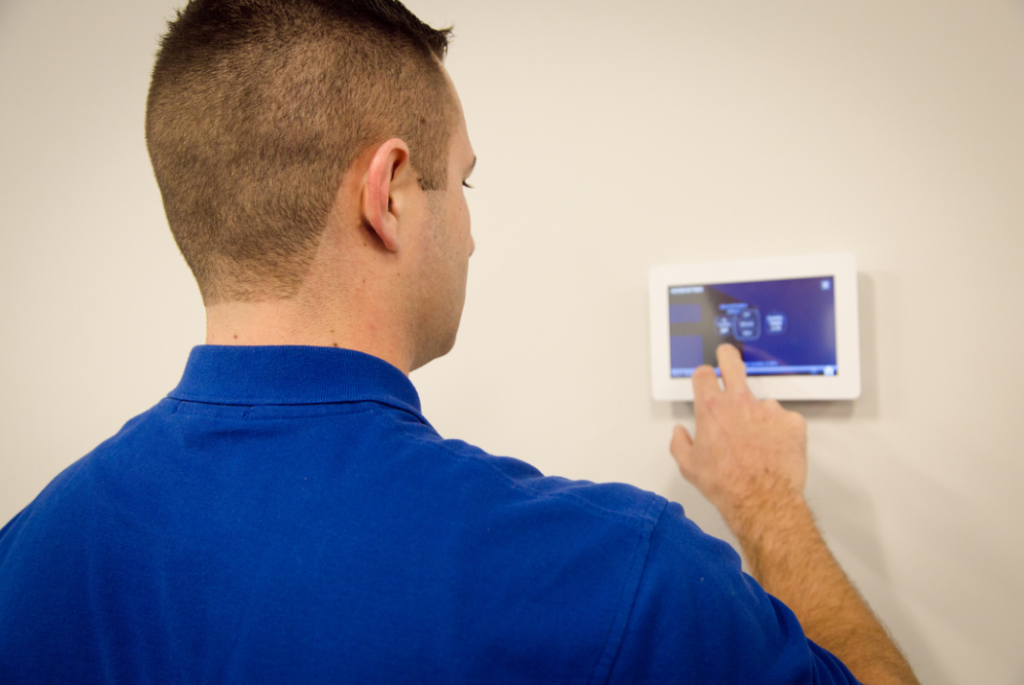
204;298;413;375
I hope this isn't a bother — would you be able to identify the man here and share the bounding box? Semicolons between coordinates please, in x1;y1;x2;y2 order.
0;0;918;683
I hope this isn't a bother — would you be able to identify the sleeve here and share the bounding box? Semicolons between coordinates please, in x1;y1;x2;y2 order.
604;501;861;685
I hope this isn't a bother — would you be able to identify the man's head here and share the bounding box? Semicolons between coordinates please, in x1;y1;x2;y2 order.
146;0;457;305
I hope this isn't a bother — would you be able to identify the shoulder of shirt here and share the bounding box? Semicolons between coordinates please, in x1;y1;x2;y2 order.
394;420;670;529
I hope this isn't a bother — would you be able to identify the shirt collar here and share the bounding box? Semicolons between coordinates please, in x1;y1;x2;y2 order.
168;345;425;422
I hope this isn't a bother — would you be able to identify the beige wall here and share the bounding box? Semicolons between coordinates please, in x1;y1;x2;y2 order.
2;1;1022;682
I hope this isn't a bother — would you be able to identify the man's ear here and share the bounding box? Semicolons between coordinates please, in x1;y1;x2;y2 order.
362;138;412;253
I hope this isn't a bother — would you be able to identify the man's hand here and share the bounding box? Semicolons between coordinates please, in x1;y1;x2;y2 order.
668;343;920;685
670;344;808;533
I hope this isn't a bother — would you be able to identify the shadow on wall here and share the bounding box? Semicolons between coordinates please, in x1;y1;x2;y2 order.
808;459;949;685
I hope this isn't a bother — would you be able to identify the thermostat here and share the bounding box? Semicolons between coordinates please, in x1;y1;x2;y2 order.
649;253;861;401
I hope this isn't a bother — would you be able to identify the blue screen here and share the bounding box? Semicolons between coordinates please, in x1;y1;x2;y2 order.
668;276;837;377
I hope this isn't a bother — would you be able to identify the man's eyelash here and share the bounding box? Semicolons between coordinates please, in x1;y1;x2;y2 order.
462;181;474;189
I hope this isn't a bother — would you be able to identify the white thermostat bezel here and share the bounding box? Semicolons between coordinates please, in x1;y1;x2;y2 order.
649;253;861;401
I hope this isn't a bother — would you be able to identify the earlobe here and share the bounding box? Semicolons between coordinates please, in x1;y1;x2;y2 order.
362;138;410;253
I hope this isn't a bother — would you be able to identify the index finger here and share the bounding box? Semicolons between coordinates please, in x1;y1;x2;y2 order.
716;344;751;395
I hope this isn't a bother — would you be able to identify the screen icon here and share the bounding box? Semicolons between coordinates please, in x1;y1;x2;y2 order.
765;312;787;335
734;308;762;342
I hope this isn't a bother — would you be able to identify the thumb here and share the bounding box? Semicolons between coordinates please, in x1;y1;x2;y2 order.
670;424;694;473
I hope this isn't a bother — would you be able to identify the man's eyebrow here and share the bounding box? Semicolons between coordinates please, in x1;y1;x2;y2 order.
465;156;477;175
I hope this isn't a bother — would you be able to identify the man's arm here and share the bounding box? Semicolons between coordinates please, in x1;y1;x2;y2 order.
670;344;919;685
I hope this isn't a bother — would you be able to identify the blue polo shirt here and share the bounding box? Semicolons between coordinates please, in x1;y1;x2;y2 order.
0;346;858;683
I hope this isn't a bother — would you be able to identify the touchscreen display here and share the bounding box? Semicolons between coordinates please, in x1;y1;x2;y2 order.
668;276;838;377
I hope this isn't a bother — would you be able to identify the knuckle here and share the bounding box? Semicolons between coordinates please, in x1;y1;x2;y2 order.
702;394;721;413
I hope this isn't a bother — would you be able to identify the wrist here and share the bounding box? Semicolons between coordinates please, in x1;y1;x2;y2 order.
721;479;808;541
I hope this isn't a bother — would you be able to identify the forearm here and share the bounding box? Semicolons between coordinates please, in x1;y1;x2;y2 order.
728;487;919;685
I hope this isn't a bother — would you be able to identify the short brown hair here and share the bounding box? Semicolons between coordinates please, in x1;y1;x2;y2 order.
146;0;455;304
